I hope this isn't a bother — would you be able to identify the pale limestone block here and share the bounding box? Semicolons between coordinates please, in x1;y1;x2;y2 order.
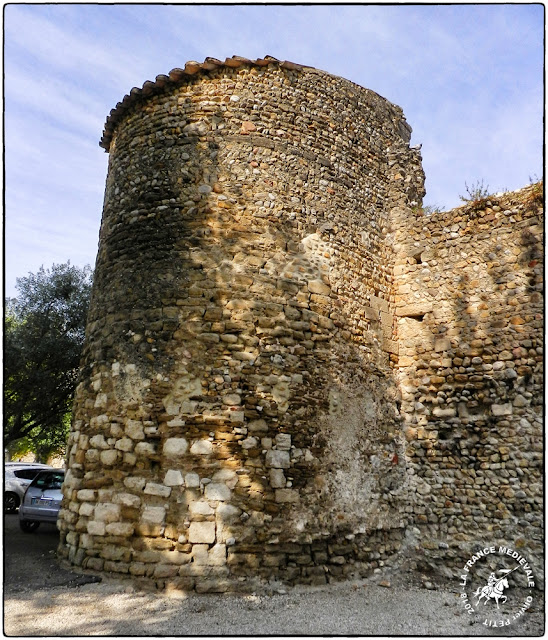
269;469;286;488
434;337;452;352
125;420;145;440
492;403;513;416
94;503;121;523
190;440;213;455
115;437;134;452
144;482;172;498
216;503;241;522
307;279;331;295
87;520;106;536
135;442;155;456
79;502;95;517
123;476;146;491
124;452;137;466
77;489;96;502
192;544;210;565
212;469;238;489
114;492;141;508
188;521;216;544
241;436;259;449
100;450;118;466
204;483;231;501
94;393;108;408
432;406;456;418
189;501;215;516
85;449;100;463
248;419;268;433
167;419;185;428
101;544;128;561
164;469;184;486
163;437;188;456
106;522;134;536
89;434;109;449
185;472;200;488
209;544;227;566
79;534;94;549
141;506;166;524
160;550;192;565
266;450;290;469
212;469;237;483
66;531;79;546
275;433;291;450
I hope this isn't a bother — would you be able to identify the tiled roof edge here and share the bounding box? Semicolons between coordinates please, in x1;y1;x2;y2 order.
100;55;314;151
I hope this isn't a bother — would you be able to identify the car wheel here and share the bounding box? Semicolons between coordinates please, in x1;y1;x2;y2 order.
4;492;20;513
20;520;40;533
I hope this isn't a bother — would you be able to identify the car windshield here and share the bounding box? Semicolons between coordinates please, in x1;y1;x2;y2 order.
31;471;64;490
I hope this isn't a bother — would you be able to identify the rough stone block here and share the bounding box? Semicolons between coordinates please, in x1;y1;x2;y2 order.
114;492;141;508
94;503;121;523
164;469;184;486
76;489;96;502
115;437;134;452
188;521;216;544
248;419;268;433
141;506;166;524
105;522;134;537
192;544;210;565
204;483;231;501
274;433;291;450
87;520;106;536
269;469;286;488
266;450;290;469
125;420;145;440
135;442;156;456
163;438;188;456
208;544;227;566
185;472;200;487
100;450;119;466
190;440;213;455
492;403;513;416
189;501;215;516
144;482;172;497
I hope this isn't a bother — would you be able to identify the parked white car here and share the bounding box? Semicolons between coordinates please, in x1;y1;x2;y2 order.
4;463;52;512
19;469;65;532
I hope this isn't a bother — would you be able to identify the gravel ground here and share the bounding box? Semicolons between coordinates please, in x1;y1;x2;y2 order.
4;515;544;636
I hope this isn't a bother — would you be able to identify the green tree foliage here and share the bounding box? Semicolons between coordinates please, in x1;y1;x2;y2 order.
4;262;93;462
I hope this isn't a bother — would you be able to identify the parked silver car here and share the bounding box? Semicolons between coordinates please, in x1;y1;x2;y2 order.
4;463;52;512
19;468;65;532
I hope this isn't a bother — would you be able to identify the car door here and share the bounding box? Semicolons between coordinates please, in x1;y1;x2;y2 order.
24;471;64;519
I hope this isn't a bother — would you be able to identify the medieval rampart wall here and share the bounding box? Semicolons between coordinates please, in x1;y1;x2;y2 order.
57;56;542;592
58;57;424;592
394;183;543;577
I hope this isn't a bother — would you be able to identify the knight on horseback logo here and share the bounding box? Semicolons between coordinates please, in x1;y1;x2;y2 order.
474;567;516;608
458;544;535;629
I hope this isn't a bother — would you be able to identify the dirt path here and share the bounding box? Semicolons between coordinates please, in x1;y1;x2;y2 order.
4;514;544;636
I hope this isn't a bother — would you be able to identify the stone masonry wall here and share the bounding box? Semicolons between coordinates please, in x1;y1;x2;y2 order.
393;182;543;580
58;56;543;592
58;57;424;592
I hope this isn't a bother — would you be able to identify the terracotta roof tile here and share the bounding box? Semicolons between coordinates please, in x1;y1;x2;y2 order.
99;56;314;151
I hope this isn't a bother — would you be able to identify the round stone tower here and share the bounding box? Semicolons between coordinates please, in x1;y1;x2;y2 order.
58;56;425;592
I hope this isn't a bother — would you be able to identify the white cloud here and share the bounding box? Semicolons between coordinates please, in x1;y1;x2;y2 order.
3;4;543;296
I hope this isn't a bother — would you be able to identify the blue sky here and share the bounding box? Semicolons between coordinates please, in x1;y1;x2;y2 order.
4;4;544;298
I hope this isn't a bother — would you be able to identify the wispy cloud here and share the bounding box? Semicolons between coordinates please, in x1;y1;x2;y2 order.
4;4;543;297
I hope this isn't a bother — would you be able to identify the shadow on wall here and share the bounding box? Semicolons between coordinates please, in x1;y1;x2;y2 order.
395;183;543;576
